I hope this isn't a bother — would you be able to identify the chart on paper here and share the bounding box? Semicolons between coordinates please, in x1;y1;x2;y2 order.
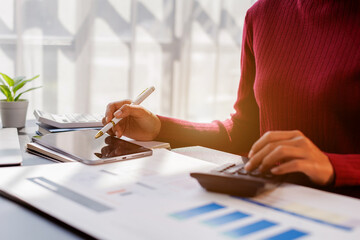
26;173;360;240
1;149;360;240
167;199;359;240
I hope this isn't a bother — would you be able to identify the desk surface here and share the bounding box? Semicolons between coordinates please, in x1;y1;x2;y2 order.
0;120;90;239
1;120;359;239
1;120;242;240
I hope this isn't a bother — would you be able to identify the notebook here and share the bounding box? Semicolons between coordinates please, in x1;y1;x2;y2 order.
0;128;23;166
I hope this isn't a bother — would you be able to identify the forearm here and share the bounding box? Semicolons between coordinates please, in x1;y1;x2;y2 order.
155;115;258;154
155;116;230;150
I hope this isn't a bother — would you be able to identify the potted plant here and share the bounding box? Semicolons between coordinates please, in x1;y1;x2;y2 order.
0;73;41;128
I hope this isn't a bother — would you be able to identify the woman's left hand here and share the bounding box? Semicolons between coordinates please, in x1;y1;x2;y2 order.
245;130;334;185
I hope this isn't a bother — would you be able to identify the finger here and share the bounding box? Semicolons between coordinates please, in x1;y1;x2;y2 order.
101;146;111;156
104;136;113;144
271;159;305;175
114;147;123;155
260;146;304;172
106;127;115;136
115;104;149;119
113;124;123;138
105;100;132;123
245;139;299;172
113;121;127;138
103;116;122;136
249;130;303;158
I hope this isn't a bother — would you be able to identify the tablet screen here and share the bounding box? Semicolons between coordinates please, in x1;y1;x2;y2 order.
34;130;152;163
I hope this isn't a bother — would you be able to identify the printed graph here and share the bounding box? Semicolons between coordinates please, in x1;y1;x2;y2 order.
170;202;309;239
236;197;356;231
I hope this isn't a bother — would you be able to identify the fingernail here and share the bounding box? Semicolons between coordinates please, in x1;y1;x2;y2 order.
248;150;253;158
271;167;279;174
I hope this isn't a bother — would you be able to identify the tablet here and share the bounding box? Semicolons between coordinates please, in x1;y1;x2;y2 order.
32;130;152;165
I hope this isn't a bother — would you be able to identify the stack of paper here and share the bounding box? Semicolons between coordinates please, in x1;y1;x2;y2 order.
36;122;101;136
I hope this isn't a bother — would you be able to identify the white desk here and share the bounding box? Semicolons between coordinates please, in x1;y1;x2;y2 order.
0;120;90;239
0;120;359;239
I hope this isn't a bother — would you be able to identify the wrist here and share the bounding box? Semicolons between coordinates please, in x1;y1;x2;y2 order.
322;155;335;186
150;113;161;140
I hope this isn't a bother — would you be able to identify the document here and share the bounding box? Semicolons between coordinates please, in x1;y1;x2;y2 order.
0;149;359;239
121;136;170;149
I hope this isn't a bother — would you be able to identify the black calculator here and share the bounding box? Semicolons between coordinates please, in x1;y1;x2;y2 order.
190;157;311;197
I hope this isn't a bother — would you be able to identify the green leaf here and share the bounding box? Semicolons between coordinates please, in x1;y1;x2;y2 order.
0;84;13;101
13;76;26;86
13;81;27;94
14;86;42;101
13;75;40;94
0;73;14;86
0;86;8;99
25;74;40;82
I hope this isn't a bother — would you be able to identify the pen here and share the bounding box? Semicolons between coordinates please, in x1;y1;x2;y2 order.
94;86;155;139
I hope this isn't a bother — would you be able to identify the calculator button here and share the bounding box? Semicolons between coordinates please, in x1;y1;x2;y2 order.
65;114;76;122
43;113;54;120
77;115;88;122
250;168;261;177
95;114;103;121
264;172;274;178
236;167;248;175
52;115;66;123
73;114;83;122
86;114;98;121
223;165;245;174
212;163;235;173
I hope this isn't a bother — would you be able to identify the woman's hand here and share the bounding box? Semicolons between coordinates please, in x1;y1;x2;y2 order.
245;130;334;185
102;100;161;141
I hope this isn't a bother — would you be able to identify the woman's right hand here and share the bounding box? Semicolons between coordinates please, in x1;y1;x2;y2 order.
102;100;161;141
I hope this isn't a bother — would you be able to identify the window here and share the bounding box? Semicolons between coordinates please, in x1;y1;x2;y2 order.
0;0;255;122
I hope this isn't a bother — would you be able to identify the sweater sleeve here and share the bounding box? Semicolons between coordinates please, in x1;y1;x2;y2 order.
155;12;260;155
326;153;360;186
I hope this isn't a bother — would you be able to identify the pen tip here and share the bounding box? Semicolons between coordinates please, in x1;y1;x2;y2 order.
94;131;104;139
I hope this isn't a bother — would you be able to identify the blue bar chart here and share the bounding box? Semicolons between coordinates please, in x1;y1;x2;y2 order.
170;202;225;220
224;220;277;238
170;202;309;239
203;211;250;226
264;229;308;240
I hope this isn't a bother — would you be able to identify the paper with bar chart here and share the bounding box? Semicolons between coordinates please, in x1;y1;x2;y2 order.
0;149;359;240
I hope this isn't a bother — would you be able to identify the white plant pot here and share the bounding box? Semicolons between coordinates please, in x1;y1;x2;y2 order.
0;100;29;128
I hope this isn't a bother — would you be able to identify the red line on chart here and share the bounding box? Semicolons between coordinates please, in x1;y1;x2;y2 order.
107;189;126;195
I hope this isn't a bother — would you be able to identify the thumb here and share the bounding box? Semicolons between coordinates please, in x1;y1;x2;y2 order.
114;104;148;119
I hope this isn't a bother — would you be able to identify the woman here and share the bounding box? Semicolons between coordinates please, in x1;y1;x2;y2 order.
103;0;360;187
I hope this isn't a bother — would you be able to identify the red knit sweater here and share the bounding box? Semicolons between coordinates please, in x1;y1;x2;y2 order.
156;0;360;186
